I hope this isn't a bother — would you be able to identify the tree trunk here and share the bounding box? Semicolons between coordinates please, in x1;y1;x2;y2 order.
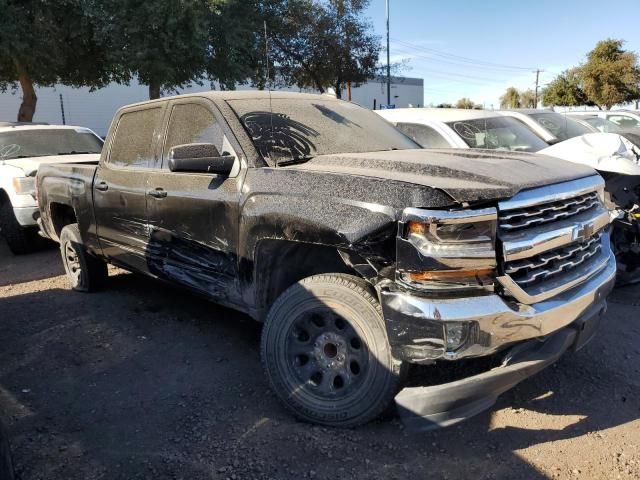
334;81;342;99
149;81;161;100
15;60;37;122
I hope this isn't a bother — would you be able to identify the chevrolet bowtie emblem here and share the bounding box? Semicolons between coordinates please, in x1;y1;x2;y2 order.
573;222;595;242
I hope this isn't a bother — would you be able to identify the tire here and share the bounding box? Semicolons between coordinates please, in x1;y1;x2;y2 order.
59;223;107;292
0;199;40;254
261;273;402;427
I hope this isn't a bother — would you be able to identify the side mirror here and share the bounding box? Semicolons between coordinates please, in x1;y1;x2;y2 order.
168;143;235;175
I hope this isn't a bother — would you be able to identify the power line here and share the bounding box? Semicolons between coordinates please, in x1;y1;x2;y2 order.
391;38;536;71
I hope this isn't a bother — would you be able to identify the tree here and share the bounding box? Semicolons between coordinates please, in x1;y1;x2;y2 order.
541;69;589;107
455;97;475;109
98;0;214;99
0;0;111;121
266;0;381;98
580;39;640;110
520;89;536;108
500;87;521;109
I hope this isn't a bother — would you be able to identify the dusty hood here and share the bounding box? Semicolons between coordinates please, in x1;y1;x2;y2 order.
0;153;100;176
540;133;640;175
286;149;596;203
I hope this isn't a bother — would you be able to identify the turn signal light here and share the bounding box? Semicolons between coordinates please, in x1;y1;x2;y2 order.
408;268;495;282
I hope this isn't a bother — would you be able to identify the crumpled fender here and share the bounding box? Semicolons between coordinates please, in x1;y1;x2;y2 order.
540;133;640;175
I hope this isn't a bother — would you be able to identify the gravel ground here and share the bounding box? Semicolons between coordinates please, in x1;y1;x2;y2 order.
0;239;639;480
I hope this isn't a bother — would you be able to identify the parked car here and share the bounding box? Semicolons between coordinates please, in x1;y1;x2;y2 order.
37;92;615;429
571;109;640;130
0;123;103;254
379;107;640;284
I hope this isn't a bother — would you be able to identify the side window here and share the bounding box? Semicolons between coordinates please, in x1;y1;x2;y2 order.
163;103;225;165
396;123;450;148
109;107;163;168
607;115;640;129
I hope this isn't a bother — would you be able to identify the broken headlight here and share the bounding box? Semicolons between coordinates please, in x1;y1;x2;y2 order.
397;207;497;292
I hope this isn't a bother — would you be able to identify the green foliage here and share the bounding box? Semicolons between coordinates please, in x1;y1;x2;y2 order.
264;0;381;98
520;89;536;108
580;39;640;110
541;69;589;107
500;87;521;109
455;97;475;109
0;0;111;120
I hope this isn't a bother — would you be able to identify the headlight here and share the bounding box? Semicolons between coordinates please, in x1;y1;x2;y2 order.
12;177;35;196
397;207;497;292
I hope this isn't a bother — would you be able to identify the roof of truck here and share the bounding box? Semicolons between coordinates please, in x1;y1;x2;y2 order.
121;91;342;110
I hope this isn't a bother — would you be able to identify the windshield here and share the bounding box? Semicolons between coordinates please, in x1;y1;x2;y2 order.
583;117;621;133
0;129;103;160
527;112;592;141
227;98;419;164
445;116;549;152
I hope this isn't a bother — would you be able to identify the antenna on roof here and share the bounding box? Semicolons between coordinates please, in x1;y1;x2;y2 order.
264;20;276;168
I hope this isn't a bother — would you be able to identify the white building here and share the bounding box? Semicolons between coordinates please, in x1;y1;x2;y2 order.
0;75;423;137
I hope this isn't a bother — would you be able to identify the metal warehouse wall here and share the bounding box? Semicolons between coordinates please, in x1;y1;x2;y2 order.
0;76;424;137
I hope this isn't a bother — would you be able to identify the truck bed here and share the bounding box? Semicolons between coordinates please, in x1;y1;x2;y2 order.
37;162;99;242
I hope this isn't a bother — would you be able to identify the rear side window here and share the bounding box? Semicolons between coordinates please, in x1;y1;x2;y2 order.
395;123;451;148
163;103;224;163
109;107;163;168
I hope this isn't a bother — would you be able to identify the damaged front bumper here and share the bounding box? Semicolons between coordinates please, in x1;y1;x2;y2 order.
380;250;616;363
395;308;601;430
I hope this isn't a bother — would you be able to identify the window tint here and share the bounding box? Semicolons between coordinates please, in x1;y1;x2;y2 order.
164;103;224;162
395;123;451;148
607;115;640;129
109;108;163;168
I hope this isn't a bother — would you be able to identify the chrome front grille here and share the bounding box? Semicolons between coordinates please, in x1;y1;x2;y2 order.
499;191;599;231
504;233;602;288
497;176;612;304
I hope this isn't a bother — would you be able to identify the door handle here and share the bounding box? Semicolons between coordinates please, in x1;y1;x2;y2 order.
148;188;167;199
95;181;109;192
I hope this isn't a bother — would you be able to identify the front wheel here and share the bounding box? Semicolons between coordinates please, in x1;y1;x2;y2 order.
261;274;402;427
59;224;107;292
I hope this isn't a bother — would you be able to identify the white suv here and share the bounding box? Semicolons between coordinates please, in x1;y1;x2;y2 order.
0;122;103;254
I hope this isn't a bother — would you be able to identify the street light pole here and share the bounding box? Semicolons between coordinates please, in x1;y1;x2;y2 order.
386;0;390;106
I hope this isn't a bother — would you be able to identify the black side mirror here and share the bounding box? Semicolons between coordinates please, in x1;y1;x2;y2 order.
168;143;235;175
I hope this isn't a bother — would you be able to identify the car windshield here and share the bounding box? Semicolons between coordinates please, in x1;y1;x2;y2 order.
527;112;592;141
445;116;549;152
583;117;621;133
0;129;103;160
227;98;419;164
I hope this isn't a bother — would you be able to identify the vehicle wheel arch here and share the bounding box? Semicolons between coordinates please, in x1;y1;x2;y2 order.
251;239;377;320
49;202;77;240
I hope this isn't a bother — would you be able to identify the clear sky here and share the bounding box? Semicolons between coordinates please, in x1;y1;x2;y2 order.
365;0;640;107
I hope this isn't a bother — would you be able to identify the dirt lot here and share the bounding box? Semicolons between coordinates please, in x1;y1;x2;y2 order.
1;239;639;480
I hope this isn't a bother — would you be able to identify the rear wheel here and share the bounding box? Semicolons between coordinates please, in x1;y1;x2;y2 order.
59;223;107;292
261;273;402;427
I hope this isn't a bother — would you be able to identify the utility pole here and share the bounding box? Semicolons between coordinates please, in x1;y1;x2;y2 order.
533;69;544;108
386;0;391;106
59;94;66;125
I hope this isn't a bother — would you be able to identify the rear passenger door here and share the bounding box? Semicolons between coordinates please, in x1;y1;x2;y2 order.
145;98;246;304
94;104;165;273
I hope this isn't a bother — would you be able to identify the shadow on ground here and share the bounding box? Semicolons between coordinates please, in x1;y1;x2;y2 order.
0;250;639;479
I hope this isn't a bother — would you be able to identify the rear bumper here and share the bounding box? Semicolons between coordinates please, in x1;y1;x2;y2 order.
380;250;616;363
12;206;39;227
395;304;603;431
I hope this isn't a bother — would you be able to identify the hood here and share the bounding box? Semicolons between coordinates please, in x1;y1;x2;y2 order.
0;153;100;176
285;149;596;204
540;133;640;176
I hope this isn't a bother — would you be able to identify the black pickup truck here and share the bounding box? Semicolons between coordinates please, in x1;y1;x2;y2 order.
37;92;616;429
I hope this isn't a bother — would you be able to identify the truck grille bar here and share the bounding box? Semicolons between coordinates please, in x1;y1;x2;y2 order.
497;176;611;304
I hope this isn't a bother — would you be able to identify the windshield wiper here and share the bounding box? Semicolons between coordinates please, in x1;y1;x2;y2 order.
274;155;314;166
57;151;94;155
